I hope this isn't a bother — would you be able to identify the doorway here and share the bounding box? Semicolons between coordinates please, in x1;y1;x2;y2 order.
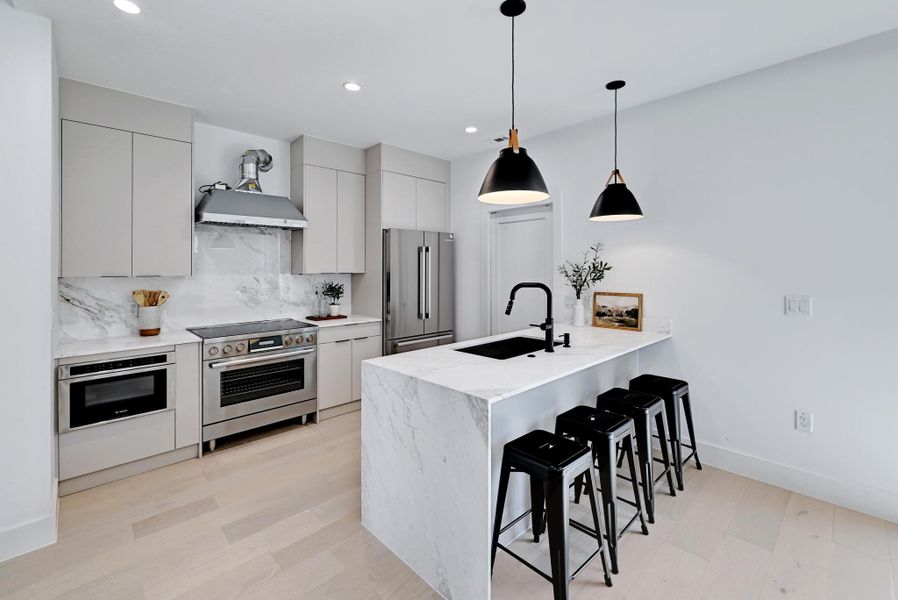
488;204;554;335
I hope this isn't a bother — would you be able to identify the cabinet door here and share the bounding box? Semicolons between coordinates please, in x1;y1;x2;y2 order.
317;340;352;410
415;178;449;232
336;171;365;273
381;171;416;229
352;335;382;401
61;121;132;277
303;165;338;273
132;134;192;276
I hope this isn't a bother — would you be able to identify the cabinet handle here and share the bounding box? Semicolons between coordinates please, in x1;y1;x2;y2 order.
335;339;351;344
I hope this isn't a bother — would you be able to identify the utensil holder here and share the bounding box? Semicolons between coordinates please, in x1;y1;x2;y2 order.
138;306;162;336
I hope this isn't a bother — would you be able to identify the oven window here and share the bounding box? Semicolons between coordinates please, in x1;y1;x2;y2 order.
220;359;304;407
69;369;167;429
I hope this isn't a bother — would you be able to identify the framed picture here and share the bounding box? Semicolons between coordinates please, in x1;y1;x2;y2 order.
592;292;643;331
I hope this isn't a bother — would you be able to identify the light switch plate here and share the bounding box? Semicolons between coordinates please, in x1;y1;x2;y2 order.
785;295;812;317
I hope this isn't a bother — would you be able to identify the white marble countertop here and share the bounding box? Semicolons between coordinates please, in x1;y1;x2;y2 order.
55;329;202;360
308;314;381;328
365;323;671;404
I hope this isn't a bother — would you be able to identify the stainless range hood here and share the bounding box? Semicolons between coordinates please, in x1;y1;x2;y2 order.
195;149;309;229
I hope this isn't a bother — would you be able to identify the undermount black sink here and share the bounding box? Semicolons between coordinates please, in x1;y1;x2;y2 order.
454;336;562;360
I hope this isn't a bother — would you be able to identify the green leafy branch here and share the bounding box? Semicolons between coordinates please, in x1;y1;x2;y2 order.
558;243;612;299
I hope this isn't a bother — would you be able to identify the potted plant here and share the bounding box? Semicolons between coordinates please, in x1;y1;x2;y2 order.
322;280;345;317
558;243;612;326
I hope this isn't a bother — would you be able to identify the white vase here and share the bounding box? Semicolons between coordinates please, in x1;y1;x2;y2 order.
573;301;587;327
329;304;340;317
138;306;162;336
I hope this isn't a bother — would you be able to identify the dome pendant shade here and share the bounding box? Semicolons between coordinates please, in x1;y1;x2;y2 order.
589;181;643;221
478;146;549;205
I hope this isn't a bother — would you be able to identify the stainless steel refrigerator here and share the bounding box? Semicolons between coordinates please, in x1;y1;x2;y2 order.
383;229;455;355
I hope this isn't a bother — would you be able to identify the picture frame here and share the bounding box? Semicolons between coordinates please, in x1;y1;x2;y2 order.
592;292;643;331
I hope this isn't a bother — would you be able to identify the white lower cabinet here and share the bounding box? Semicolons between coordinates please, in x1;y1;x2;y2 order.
352;336;382;401
317;324;383;413
318;340;353;410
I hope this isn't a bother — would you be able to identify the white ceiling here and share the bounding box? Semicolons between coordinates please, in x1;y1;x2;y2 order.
15;0;898;159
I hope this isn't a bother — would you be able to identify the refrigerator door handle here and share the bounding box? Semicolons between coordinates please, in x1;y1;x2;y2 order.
418;246;425;320
425;246;432;319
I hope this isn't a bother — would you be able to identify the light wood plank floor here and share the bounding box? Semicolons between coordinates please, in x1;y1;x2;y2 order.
1;412;895;600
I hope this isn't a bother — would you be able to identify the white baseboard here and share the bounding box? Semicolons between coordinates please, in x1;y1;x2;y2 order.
0;479;58;563
698;441;898;524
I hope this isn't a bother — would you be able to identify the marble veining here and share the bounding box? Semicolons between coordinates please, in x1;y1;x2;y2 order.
58;225;352;341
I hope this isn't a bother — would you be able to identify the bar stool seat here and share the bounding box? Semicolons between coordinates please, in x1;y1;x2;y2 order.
630;374;702;491
492;430;612;599
555;406;648;575
596;388;676;524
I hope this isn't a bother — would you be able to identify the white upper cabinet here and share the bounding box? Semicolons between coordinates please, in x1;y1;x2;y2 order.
290;135;366;274
132;134;192;276
415;178;449;232
60;80;193;278
337;171;366;273
61;120;133;277
381;171;417;230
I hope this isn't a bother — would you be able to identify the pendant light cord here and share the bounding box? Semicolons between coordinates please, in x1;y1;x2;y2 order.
511;16;516;131
613;88;618;180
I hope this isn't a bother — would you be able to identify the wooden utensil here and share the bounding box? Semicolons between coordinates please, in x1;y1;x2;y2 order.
158;291;170;305
132;290;146;307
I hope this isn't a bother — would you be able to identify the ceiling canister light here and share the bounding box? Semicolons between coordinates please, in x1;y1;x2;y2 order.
343;81;362;92
589;80;644;221
113;0;141;14
477;0;549;205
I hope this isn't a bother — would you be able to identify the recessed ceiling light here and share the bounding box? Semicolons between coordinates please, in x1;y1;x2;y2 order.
465;126;478;133
113;0;141;14
343;82;362;92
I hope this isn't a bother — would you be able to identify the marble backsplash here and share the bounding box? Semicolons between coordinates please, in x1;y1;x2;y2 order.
58;225;352;340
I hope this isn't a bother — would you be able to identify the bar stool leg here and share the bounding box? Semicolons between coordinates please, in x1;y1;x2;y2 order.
665;399;685;491
634;413;655;524
655;408;677;497
491;456;511;573
530;478;546;543
594;439;619;574
623;435;650;535
681;392;703;470
545;473;571;600
583;466;613;587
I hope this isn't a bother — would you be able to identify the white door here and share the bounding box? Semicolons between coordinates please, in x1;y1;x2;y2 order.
415;178;448;232
317;340;352;410
336;171;366;273
488;204;554;334
381;171;416;229
303;165;338;273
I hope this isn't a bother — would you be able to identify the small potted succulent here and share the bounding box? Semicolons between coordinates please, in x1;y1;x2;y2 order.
322;280;345;317
558;243;612;326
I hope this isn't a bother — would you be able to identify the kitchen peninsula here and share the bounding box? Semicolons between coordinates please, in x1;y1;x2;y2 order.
361;322;672;599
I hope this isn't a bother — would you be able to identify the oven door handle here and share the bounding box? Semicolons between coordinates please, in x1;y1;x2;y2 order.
209;348;315;369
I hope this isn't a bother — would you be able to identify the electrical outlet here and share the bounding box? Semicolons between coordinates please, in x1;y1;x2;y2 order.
403;403;414;428
795;410;813;433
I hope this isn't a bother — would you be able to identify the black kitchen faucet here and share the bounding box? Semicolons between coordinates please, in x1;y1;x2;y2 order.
505;282;555;353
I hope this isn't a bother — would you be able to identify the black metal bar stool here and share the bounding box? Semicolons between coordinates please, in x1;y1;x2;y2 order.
630;374;702;491
596;388;676;524
554;406;648;575
492;429;612;599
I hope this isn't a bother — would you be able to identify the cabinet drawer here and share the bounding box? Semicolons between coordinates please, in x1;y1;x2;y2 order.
59;410;175;480
318;322;382;343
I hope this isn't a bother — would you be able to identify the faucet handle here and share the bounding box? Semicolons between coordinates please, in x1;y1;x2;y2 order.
529;323;547;331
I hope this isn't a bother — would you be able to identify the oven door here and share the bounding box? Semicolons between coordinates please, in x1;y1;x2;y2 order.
203;348;317;425
59;364;175;432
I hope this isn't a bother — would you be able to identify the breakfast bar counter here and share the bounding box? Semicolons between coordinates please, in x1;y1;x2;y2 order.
361;322;671;599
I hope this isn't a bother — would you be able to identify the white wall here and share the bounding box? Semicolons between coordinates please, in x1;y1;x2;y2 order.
192;122;291;202
0;2;58;561
451;30;898;522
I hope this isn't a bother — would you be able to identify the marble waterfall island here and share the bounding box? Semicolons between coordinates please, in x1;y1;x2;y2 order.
361;323;671;599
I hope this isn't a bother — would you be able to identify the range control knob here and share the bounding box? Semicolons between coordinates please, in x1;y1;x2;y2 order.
305;335;314;343
222;345;233;354
284;337;294;346
235;343;246;353
208;347;219;356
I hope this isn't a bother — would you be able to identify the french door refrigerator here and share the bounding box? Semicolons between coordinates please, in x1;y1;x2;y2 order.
383;229;455;355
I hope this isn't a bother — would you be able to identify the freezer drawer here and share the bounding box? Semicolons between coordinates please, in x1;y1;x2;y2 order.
386;332;455;355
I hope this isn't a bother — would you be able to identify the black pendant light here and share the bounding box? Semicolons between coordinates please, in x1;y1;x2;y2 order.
478;0;549;205
589;80;644;221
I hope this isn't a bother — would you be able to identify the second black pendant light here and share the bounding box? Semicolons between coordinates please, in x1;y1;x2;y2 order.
478;0;549;205
589;80;644;221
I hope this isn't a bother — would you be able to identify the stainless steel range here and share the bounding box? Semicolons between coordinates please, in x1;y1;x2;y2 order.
188;319;318;451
